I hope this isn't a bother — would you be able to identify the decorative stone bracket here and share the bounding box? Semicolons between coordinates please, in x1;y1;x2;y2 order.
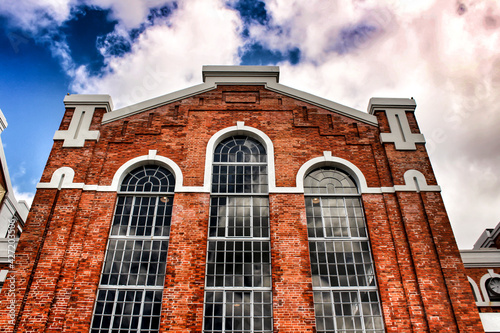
369;98;425;150
54;94;113;147
394;170;441;192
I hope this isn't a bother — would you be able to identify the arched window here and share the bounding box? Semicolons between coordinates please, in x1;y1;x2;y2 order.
304;167;384;333
203;136;273;332
91;165;175;332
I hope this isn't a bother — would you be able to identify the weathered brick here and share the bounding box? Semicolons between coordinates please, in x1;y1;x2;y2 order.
0;83;483;332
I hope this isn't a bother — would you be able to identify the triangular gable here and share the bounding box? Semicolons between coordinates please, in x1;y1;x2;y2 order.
101;66;378;126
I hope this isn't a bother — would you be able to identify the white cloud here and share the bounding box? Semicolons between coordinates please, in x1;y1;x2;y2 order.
0;0;175;32
0;0;75;32
13;186;34;208
72;0;243;108
87;0;176;29
258;0;500;248
2;0;500;248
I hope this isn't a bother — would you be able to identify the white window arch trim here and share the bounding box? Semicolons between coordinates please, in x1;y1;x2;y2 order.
478;270;500;306
203;121;276;194
105;151;183;192
295;151;369;194
467;276;484;304
36;150;186;192
37;139;440;195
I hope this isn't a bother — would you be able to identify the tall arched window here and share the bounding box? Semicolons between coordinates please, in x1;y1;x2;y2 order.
304;167;384;333
203;136;273;332
91;165;175;332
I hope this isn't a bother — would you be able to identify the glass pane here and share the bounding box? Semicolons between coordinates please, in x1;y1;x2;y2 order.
91;289;163;332
203;291;272;333
100;239;169;287
212;136;268;194
120;165;175;193
209;197;269;238
304;168;358;195
306;168;384;333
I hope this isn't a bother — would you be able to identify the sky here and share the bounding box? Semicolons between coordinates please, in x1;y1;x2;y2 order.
0;0;499;249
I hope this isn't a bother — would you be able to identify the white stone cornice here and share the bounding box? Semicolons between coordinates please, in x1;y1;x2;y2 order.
63;94;113;111
460;250;500;267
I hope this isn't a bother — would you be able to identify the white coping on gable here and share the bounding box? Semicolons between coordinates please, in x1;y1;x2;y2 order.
64;94;114;111
102;66;378;126
368;97;425;150
368;97;417;114
203;65;280;81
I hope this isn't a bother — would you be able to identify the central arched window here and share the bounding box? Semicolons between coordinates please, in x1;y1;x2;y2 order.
91;165;175;332
203;136;273;332
304;167;384;333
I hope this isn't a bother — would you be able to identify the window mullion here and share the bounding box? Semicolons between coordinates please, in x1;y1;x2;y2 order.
127;196;137;237
152;196;159;237
319;198;328;239
359;290;366;332
250;198;254;238
332;290;338;332
342;197;351;238
222;292;227;332
137;289;146;331
110;290;119;330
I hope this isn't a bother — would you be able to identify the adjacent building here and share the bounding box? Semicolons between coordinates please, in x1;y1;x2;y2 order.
461;221;500;332
0;110;29;289
0;66;484;332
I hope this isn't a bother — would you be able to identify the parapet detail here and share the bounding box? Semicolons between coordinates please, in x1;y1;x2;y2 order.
369;97;425;150
54;94;113;147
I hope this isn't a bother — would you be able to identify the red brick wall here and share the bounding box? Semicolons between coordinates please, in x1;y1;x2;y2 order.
160;192;210;332
269;194;315;332
0;85;483;332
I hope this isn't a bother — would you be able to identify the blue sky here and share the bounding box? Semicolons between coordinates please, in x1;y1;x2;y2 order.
1;0;500;248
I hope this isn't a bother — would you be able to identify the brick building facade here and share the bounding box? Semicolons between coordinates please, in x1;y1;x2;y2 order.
0;109;29;289
0;66;483;332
